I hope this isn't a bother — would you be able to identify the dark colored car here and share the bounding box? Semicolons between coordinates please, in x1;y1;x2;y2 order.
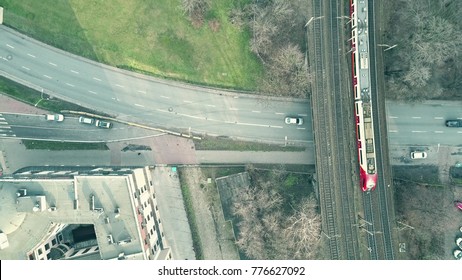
446;120;462;127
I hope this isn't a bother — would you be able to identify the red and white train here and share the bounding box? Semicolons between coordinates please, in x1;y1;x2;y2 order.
350;0;378;192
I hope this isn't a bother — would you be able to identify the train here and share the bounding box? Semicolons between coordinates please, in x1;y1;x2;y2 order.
350;0;378;192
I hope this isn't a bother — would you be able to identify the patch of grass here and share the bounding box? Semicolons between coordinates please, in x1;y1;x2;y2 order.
392;165;441;185
200;166;246;180
178;169;204;260
22;140;109;151
194;137;306;151
0;76;106;115
2;0;262;89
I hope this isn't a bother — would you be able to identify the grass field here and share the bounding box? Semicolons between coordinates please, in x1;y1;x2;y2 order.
1;0;262;89
22;140;109;151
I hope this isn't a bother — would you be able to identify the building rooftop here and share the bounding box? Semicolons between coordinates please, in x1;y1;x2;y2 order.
0;167;157;260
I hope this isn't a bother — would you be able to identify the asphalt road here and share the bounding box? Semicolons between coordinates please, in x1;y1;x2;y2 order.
386;100;462;145
0;113;164;142
0;25;311;145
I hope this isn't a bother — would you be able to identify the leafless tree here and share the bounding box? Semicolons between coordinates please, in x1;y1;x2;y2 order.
181;0;210;22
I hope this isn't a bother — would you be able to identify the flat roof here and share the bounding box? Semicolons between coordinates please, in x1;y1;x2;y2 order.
0;173;146;260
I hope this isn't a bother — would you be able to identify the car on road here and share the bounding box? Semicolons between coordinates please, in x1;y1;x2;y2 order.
445;120;462;127
410;151;427;159
45;114;64;122
95;120;113;129
455;201;462;211
285;117;303;125
79;116;95;125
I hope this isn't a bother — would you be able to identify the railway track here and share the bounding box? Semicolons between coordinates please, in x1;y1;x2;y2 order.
328;0;359;260
310;0;360;259
310;0;340;260
368;0;395;260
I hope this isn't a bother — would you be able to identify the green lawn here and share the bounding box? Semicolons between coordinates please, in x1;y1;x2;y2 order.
1;0;262;89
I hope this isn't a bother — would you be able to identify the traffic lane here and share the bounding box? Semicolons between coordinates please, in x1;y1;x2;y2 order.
0;114;165;142
0;26;312;142
387;100;462;120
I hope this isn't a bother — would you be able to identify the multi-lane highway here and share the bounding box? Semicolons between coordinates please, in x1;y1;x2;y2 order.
0;113;164;142
0;25;311;145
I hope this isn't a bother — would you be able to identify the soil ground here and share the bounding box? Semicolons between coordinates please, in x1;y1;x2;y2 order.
180;167;239;260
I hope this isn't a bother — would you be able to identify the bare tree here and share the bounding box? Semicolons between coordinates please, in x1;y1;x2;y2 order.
181;0;210;22
260;44;311;98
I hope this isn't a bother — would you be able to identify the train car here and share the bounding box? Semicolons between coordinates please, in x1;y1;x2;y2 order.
350;0;378;192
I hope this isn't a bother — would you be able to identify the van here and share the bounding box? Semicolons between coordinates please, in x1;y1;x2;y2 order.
79;116;94;125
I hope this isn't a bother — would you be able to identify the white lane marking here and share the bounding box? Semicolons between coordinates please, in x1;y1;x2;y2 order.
70;70;79;74
48;62;57;66
275;112;285;115
6;44;14;49
457;131;462;134
434;131;443;133
0;126;11;129
88;90;98;95
134;103;145;108
297;127;306;130
111;97;120;101
183;100;193;103
207;104;216;107
229;108;238;111
389;116;398;119
65;83;75;87
411;131;427;133
411;116;421;119
115;84;124;88
43;74;52;79
298;114;308;117
458;118;462;120
21;66;30;70
27;53;36;58
0;121;8;125
434;117;443;120
93;77;102;81
252;110;261;113
389;130;398;133
137;90;146;94
160;95;170;99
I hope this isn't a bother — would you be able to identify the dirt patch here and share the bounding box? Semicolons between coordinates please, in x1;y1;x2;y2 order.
180;167;239;260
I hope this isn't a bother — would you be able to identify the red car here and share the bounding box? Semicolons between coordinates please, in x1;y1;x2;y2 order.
455;201;462;211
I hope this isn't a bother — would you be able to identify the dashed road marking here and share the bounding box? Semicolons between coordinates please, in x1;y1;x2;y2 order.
65;83;75;87
434;117;443;119
434;131;443;133
411;116;421;119
70;70;79;74
160;95;170;99
252;111;261;113
275;112;285;115
43;74;52;79
6;44;14;49
389;116;398;119
21;66;30;70
88;90;98;95
134;103;145;108
457;131;462;134
115;84;124;88
48;62;57;66
27;53;36;58
137;90;146;94
298;114;308;117
389;130;398;133
411;130;426;133
183;100;193;103
207;104;216;107
229;108;238;111
297;127;306;130
93;77;102;81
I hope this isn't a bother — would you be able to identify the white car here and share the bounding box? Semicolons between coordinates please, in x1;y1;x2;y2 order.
285;117;303;125
79;116;95;125
410;151;427;159
45;114;64;122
